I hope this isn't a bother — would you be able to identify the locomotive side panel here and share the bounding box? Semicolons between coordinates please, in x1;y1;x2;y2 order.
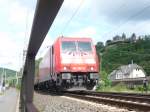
38;49;51;83
53;38;61;74
49;38;62;82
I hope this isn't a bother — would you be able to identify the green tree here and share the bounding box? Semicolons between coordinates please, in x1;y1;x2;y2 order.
106;40;112;46
96;41;104;52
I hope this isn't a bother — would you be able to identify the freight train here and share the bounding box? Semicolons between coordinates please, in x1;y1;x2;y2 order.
34;37;100;91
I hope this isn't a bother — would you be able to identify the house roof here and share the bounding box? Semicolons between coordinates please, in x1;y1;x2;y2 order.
110;64;144;77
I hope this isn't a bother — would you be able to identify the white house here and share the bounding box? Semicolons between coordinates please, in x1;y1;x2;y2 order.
109;64;146;81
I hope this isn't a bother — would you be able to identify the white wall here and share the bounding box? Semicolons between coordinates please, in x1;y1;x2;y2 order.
111;68;146;80
130;69;145;78
116;72;124;79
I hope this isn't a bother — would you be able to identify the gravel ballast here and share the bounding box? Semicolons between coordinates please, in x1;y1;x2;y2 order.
33;92;134;112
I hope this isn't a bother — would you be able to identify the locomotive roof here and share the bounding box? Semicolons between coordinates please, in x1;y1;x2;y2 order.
58;36;92;41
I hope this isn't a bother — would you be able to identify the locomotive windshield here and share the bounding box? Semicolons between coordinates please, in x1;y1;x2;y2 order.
61;41;76;52
78;42;92;52
61;41;92;52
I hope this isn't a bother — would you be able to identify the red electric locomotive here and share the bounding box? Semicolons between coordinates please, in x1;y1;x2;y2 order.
35;37;100;90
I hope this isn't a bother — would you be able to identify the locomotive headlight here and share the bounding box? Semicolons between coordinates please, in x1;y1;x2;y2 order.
63;66;70;70
63;67;67;70
90;67;94;70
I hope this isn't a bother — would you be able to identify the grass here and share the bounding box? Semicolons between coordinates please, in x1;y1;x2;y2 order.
97;82;150;93
97;83;129;92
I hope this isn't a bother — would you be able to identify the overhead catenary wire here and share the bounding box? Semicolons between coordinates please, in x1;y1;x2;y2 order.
102;1;150;38
60;0;85;35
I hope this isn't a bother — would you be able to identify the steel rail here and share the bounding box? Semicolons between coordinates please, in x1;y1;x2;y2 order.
75;91;150;103
63;91;150;111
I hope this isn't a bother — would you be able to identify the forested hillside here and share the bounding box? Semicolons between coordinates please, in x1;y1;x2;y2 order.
0;68;17;78
96;34;150;76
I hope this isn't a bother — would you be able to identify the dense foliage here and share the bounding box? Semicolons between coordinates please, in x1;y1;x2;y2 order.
0;68;18;87
96;34;150;76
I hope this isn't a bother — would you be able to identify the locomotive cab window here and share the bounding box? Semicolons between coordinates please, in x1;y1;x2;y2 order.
78;42;92;52
61;41;76;52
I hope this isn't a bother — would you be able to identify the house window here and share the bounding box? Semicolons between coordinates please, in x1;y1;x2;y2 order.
116;74;118;79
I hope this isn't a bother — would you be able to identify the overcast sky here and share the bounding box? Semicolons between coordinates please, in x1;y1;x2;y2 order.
0;0;150;71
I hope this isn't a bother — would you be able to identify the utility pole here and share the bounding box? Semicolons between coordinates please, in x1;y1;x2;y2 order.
22;49;27;74
2;68;6;92
16;72;18;86
0;69;3;93
1;69;3;84
4;69;6;85
23;50;27;67
2;68;4;86
4;68;6;90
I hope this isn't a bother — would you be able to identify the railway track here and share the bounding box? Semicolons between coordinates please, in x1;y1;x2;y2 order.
63;91;150;112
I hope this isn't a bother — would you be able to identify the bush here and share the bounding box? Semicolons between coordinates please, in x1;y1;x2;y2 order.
16;84;21;90
134;85;144;92
148;84;150;91
96;71;112;91
111;82;128;92
100;71;111;87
